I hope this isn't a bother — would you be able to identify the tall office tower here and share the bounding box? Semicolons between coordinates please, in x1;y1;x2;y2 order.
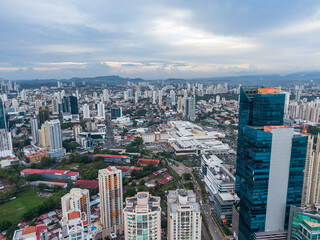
97;102;105;119
83;104;90;119
39;106;50;125
20;89;26;101
177;96;183;113
123;192;161;240
61;188;91;226
30;116;39;146
62;96;70;113
0;130;13;157
76;89;79;99
167;190;202;240
236;88;308;240
57;81;62;88
52;99;59;115
103;89;109;102
184;96;196;121
0;99;6;130
152;91;157;104
188;95;196;121
69;96;78;114
39;119;66;157
158;91;162;106
170;90;176;105
111;107;122;120
99;167;124;236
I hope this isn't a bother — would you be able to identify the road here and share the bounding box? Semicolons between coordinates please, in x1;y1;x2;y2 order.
168;159;227;240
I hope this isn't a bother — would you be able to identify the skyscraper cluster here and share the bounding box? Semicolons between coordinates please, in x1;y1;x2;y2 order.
236;87;309;240
60;167;201;240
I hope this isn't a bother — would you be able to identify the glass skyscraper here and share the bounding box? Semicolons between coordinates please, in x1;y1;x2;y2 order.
236;88;308;240
69;96;78;114
0;99;6;130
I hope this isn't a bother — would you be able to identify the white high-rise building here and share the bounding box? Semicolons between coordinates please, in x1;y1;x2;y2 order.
99;167;124;237
167;190;202;240
152;91;157;104
83;104;90;119
31;116;39;146
0;130;13;157
97;102;105;119
61;188;91;226
124;192;161;240
20;89;27;101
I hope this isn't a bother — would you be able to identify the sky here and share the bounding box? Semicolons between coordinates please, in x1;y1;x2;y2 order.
1;0;320;80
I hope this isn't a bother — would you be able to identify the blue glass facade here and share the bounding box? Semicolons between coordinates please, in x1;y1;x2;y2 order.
236;88;307;240
0;99;6;130
237;126;272;240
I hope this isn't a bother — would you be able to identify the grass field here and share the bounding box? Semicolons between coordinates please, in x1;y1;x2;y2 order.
0;189;48;223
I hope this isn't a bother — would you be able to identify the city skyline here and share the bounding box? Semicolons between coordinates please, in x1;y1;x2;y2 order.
1;0;320;80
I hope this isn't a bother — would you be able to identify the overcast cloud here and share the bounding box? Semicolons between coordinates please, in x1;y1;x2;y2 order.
1;0;320;80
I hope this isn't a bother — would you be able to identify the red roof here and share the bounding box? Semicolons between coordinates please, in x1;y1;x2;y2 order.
137;158;159;166
68;211;80;220
21;169;78;176
75;180;99;189
115;166;129;172
158;179;167;184
23;226;36;235
94;154;128;158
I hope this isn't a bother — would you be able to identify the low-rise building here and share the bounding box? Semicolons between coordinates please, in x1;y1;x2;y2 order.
21;169;79;181
13;224;48;240
201;155;235;198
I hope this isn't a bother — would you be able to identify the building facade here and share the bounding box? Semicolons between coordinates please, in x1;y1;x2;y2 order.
124;192;161;240
99;167;124;237
236;88;308;240
38;119;66;157
167;189;201;240
61;188;91;226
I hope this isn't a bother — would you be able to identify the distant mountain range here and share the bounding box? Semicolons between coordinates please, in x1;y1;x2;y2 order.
14;71;320;88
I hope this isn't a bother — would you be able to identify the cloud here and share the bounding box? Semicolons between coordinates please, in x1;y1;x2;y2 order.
1;0;320;79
